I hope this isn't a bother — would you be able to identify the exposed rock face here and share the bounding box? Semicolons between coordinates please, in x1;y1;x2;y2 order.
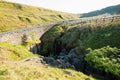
63;70;74;76
43;57;55;64
30;44;41;54
24;57;45;63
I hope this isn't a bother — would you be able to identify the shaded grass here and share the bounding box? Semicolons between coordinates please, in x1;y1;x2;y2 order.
40;25;65;55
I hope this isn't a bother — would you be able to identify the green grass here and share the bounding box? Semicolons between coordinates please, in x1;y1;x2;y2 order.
0;1;78;32
0;42;38;61
80;25;120;49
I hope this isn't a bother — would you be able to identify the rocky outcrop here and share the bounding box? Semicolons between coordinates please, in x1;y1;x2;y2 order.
30;44;41;54
24;57;45;63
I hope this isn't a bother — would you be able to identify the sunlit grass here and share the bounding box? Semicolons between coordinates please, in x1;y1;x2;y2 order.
0;42;38;61
0;61;94;80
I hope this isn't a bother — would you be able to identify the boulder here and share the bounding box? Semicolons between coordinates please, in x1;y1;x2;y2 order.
59;52;66;56
57;49;68;58
63;56;69;63
63;70;74;76
39;57;46;64
50;59;63;67
71;58;81;70
67;49;77;59
43;57;55;64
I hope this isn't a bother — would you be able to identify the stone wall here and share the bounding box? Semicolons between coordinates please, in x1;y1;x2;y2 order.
0;24;56;44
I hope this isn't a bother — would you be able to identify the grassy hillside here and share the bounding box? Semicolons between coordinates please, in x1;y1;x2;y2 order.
0;1;78;32
0;61;94;80
81;4;120;17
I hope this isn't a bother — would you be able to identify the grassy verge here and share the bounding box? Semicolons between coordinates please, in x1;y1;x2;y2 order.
0;42;38;61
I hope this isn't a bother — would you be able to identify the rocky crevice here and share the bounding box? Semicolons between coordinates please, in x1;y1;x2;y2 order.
29;43;41;54
29;43;81;70
43;49;81;70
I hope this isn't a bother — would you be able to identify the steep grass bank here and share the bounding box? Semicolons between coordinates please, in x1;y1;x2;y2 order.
0;42;37;61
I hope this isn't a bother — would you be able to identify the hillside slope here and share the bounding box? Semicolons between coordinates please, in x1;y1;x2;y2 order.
0;42;94;80
81;4;120;17
0;1;78;32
